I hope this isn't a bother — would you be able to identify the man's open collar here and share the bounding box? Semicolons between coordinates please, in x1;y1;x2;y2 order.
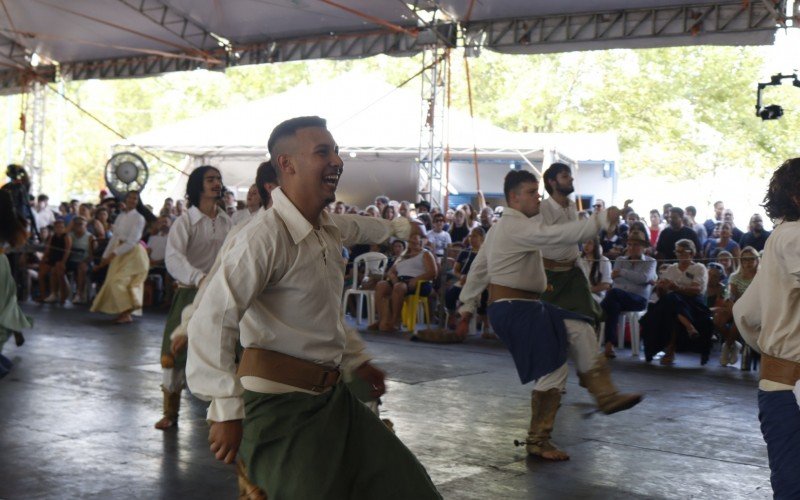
271;188;337;245
187;205;226;226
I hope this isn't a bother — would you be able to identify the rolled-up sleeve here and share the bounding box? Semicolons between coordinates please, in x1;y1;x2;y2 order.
186;231;272;422
509;213;603;249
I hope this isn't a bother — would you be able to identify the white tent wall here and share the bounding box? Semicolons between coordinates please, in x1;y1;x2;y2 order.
169;153;421;208
125;76;620;209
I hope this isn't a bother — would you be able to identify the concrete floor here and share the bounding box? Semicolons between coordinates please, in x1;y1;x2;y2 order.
0;302;772;499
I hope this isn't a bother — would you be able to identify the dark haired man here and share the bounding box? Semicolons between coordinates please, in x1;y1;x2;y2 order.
704;200;724;236
734;158;800;499
155;166;233;430
540;163;603;325
427;212;451;257
186;116;440;498
90;190;148;324
655;207;700;262
739;213;771;252
684;205;708;250
459;169;642;461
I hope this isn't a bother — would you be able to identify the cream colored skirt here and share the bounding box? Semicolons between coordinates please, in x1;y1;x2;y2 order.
90;243;149;316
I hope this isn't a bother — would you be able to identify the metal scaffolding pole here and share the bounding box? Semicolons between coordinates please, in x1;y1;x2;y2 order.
417;46;448;211
23;82;46;193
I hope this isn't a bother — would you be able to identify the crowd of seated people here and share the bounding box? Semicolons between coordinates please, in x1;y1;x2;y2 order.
578;199;767;366
11;180;772;367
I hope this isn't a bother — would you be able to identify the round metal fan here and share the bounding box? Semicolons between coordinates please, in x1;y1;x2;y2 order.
104;152;148;198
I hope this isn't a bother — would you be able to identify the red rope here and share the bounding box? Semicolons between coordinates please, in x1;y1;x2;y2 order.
320;0;418;36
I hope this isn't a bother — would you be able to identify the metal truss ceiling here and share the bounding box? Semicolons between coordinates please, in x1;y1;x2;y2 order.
465;1;781;54
0;0;786;92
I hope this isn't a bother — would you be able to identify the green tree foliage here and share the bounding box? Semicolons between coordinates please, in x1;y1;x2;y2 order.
444;47;800;180
2;46;798;201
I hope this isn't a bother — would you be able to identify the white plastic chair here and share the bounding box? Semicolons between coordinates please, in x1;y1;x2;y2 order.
617;310;646;356
342;252;388;325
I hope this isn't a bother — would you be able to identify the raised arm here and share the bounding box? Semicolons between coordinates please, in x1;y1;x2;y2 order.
331;214;411;246
509;211;608;249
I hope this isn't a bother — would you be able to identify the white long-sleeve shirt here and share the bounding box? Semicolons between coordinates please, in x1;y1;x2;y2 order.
578;255;613;301
186;188;411;422
165;206;232;286
102;209;145;258
458;207;609;315
539;196;581;261
231;208;257;226
734;220;800;391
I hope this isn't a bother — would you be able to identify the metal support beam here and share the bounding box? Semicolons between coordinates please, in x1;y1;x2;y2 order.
235;24;454;66
0;34;31;70
417;47;448;211
0;25;456;90
465;1;783;54
22;81;45;193
115;0;230;63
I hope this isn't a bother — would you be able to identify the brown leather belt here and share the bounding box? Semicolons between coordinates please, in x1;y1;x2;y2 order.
237;348;341;393
761;353;800;386
488;283;541;305
542;257;576;270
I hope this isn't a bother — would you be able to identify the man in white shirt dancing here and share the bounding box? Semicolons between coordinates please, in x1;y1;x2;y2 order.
155;166;233;430
734;158;800;499
186;116;440;498
459;170;642;461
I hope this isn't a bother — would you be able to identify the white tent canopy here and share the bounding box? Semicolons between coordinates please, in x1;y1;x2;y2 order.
123;74;619;207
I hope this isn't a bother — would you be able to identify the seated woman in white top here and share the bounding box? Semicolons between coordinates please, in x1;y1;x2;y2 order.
578;238;612;303
369;233;436;333
640;238;713;366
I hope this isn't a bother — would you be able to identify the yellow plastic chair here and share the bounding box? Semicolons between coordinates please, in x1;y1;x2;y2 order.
401;280;431;334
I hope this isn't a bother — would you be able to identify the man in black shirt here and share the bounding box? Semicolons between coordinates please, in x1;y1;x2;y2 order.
656;207;700;262
739;213;771;251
